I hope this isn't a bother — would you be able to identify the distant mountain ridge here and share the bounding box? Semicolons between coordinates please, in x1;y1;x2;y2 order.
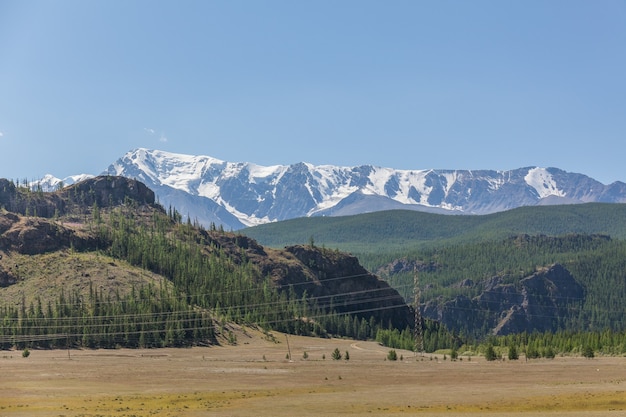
36;148;626;230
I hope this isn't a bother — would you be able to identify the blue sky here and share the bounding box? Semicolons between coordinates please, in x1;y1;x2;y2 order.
1;1;625;184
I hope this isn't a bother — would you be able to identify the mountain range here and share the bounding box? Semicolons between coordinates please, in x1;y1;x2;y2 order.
36;148;626;231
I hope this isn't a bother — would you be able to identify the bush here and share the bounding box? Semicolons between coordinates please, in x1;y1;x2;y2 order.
331;348;342;360
387;349;398;361
22;348;30;358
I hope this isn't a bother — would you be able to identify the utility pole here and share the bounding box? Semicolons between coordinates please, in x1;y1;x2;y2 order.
285;334;292;361
413;267;424;356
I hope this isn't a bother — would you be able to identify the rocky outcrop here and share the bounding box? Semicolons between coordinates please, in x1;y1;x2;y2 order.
62;176;157;208
0;262;17;287
0;176;161;219
258;245;413;330
423;263;585;336
0;214;101;255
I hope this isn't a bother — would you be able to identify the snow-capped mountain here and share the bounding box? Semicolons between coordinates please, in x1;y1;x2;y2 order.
33;174;94;192
94;148;626;230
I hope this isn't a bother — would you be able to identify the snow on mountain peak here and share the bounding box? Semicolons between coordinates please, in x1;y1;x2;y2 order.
525;167;565;198
30;173;94;192
99;148;626;230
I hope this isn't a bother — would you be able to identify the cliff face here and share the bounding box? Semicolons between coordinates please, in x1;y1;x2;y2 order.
423;263;585;336
63;176;156;208
278;245;412;330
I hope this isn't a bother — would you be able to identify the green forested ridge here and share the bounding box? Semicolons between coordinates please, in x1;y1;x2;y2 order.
242;203;626;254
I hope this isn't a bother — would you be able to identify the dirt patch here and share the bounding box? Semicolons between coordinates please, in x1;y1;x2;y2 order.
1;329;625;416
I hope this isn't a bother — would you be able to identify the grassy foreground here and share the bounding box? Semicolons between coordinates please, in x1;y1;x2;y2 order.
1;328;625;416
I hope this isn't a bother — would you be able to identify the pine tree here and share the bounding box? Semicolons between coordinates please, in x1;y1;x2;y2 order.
508;344;519;360
331;348;342;360
484;345;499;361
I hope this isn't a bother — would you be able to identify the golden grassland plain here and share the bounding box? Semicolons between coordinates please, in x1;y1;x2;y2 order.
1;328;625;417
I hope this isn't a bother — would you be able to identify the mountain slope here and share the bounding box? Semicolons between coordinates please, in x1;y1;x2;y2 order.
98;148;626;230
0;175;411;349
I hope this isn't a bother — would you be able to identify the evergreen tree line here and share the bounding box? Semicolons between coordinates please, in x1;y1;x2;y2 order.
0;282;214;350
375;319;461;353
376;325;626;357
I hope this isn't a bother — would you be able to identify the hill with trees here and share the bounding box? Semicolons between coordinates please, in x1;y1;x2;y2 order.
0;176;419;350
243;205;626;341
242;203;626;254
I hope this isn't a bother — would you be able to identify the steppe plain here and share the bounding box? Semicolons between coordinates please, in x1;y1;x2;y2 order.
1;328;625;417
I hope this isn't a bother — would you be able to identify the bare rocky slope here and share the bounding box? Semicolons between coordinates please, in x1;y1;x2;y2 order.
423;263;585;336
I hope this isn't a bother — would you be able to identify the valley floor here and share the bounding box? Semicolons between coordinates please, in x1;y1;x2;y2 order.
1;328;625;416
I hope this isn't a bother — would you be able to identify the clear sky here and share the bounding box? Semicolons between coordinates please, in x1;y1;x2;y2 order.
1;1;625;184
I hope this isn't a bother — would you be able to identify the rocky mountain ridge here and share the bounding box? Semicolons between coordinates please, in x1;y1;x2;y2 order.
35;148;626;230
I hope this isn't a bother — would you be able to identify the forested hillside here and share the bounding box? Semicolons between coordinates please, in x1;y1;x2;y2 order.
243;203;626;254
244;205;626;340
0;176;422;350
376;234;626;337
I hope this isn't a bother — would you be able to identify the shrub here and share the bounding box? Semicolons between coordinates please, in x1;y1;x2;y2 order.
387;349;398;361
331;348;342;360
22;348;30;358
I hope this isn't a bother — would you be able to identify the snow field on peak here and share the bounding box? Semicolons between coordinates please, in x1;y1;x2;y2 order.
525;168;565;199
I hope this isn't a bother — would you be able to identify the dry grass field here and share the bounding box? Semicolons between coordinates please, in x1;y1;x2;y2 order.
1;327;625;417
